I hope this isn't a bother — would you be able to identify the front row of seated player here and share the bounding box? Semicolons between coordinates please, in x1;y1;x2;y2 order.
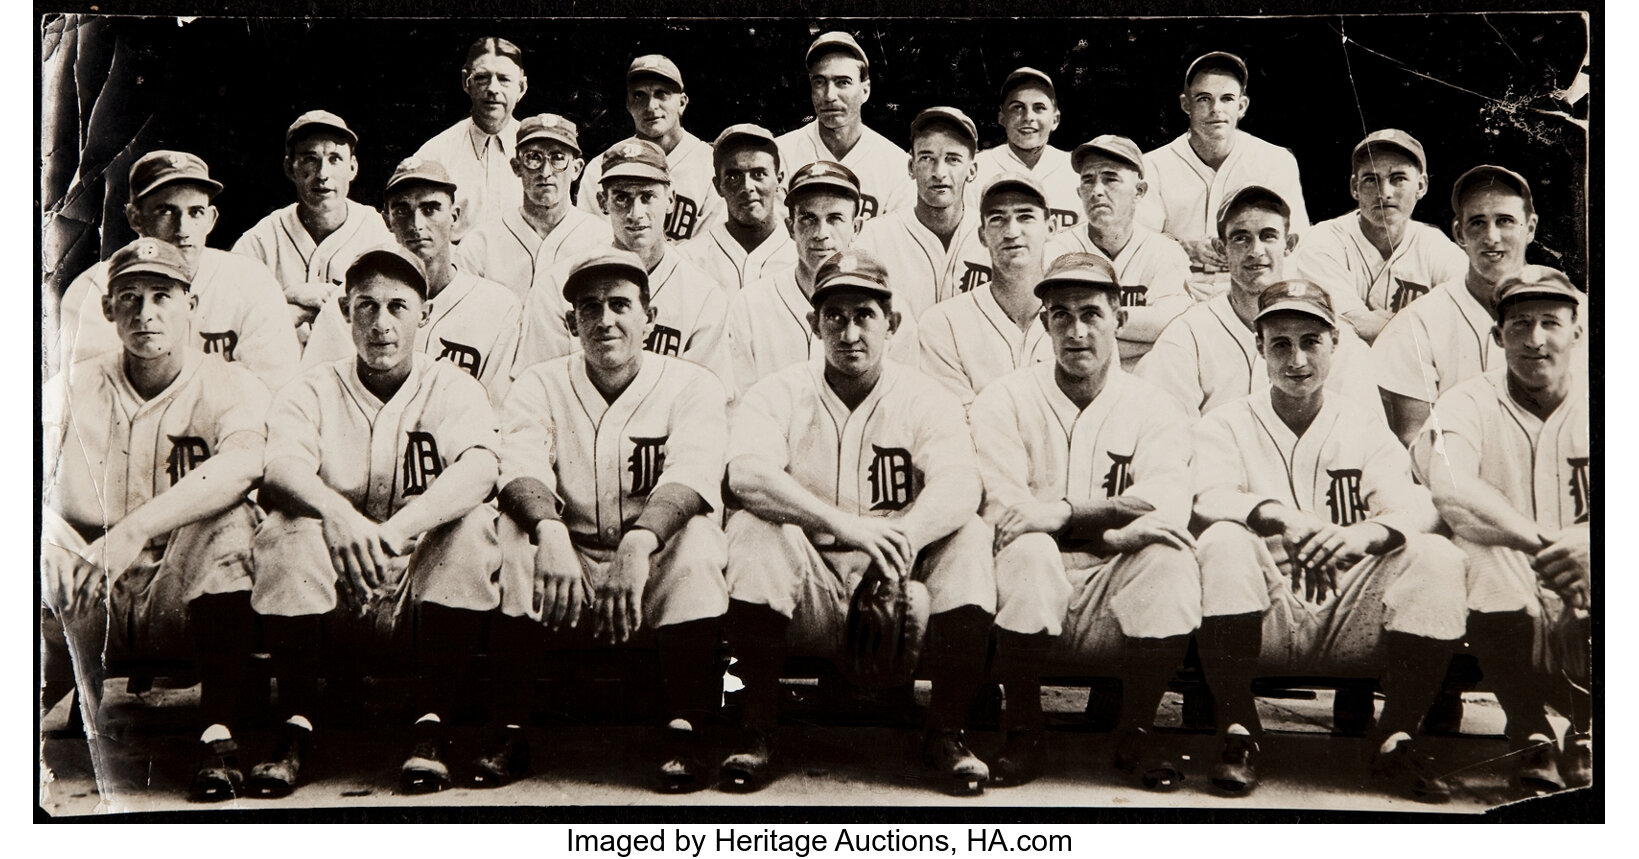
43;230;1590;802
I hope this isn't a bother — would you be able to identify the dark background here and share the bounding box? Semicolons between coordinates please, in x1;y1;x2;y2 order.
40;11;1592;298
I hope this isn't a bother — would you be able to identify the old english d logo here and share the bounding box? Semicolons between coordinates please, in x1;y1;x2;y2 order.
402;431;443;496
1569;457;1590;523
958;262;992;294
867;445;915;511
628;436;668;497
665;195;700;240
1048;209;1079;230
1325;468;1367;525
859;194;880;220
1119;284;1149;307
200;330;238;361
1389;278;1430;312
1101;452;1134;498
165;435;211;484
436;338;483;377
645;325;682;356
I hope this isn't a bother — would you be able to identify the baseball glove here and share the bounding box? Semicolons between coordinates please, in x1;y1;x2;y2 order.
839;568;930;690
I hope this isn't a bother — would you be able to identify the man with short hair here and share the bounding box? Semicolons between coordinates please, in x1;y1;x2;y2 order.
43;237;271;803
455;113;612;299
775;31;914;222
680;124;797;291
1137;52;1310;300
972;67;1082;232
1191;279;1469;802
232;110;396;340
414;37;530;240
495;250;730;792
1135;185;1378;417
970;252;1201;791
724;161;920;396
1048;135;1193;369
721;249;995;796
855;107;992;317
1292;129;1468;343
1413;266;1591;793
577;54;724;243
302;158;520;406
56;150;300;389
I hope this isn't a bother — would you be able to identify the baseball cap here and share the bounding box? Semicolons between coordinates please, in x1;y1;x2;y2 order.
1000;67;1056;103
1216;185;1291;238
811;250;892;305
285;109;358;148
127;150;223;202
806;31;868;72
1450;164;1534;216
1255;279;1335;327
107;237;193;288
1352;128;1426;173
516;113;582;155
1071;134;1145;176
384;156;458;198
909;106;979;148
346;244;429;298
712;123;780;167
1033;252;1120;299
1494;265;1582;313
562;248;650;300
600;138;671;185
979;172;1048;212
1184;51;1249;90
787;160;861;201
627;54;684;91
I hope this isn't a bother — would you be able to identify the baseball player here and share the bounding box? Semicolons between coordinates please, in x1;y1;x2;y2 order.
854;107;991;317
1291;129;1468;343
1374;165;1588;445
55;150;300;391
249;245;503;797
724;161;920;397
720;250;996;795
678;123;797;291
971;67;1082;232
576;55;724;243
1135;185;1379;417
494;250;730;792
1046;135;1193;369
917;173;1055;408
515;139;730;381
1136;52;1310;300
302;158;520;406
454;113;612;299
1412;267;1591;792
42;238;271;802
230;110;396;341
1191;279;1469;801
413;37;528;241
970;253;1201;791
775;31;914;222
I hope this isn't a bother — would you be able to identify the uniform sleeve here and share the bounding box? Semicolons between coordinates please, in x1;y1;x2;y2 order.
1431;236;1471;287
1275;147;1311;237
575;156;606;215
54;267;102;375
435;370;502;462
1410;384;1486;485
479;294;522;407
1335;331;1386;423
1118;239;1196;357
41;373;70;489
215;365;274;445
263;377;326;471
681;285;733;386
725;292;758;397
1133;315;1206;416
513;271;575;378
1135;154;1167;233
653;367;729;511
1358;417;1441;537
453;231;491;280
1372;309;1439;401
900;382;983;546
1123;395;1195;525
727;375;793;469
496;366;562;495
692;185;727;245
1191;408;1276;525
969;383;1035;520
299;303;354;370
916;308;973;407
232;263;304;392
1291;226;1370;317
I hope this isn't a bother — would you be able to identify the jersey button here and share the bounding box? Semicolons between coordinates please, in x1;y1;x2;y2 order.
605;526;618;541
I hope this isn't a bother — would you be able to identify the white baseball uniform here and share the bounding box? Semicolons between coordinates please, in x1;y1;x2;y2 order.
971;361;1200;658
775;121;914;222
1046;224;1194;369
1135;294;1381;418
453;206;612;300
678;220;798;293
1292;212;1469;317
230;200;397;304
1193;389;1469;672
576;131;725;243
56;249;302;392
252;353;503;618
854;207;991;317
300;268;521;406
972;143;1082;231
916;284;1052;407
515;245;731;382
723;267;921;397
1136;131;1311;300
413;116;524;242
496;353;730;623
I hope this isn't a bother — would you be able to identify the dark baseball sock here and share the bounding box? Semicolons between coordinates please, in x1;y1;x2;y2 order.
486;613;544;728
723;600;791;733
1376;630;1457;739
922;606;993;734
656;616;722;729
413;603;489;723
263;614;324;724
189;591;256;733
1197;612;1264;736
994;630;1054;733
1565;611;1592;735
1115;634;1190;734
1467;611;1552;741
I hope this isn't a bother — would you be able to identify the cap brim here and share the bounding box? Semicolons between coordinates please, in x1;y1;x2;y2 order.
1254;301;1334;325
135;175;225;200
287;121;358;147
980;179;1046;209
518;130;581;155
385;176;458;196
110;263;191;285
1033;276;1119;299
601;165;670;184
1497;287;1579;308
627;69;684;91
1002;71;1056;100
1072;144;1142;174
811;277;891;303
562;261;649;298
790;177;860;199
1353;140;1424;171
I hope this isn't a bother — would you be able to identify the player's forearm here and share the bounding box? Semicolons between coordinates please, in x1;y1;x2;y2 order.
264;457;365;522
1195;487;1281;529
1381;390;1432;448
1344;309;1393;345
1118;303;1188;347
383;450;500;541
1430;480;1548;553
896;470;983;553
122;449;261;540
728;457;847;536
1063;495;1157;541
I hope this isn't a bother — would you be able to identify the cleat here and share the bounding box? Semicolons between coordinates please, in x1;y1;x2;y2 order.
400;725;451;794
658;723;707;794
1113;727;1184;792
923;729;988;797
1208;731;1259;795
1370;738;1452;803
1516;735;1565;793
470;727;531;788
188;737;244;803
248;724;311;798
990;729;1045;787
1562;732;1592;789
719;730;772;793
